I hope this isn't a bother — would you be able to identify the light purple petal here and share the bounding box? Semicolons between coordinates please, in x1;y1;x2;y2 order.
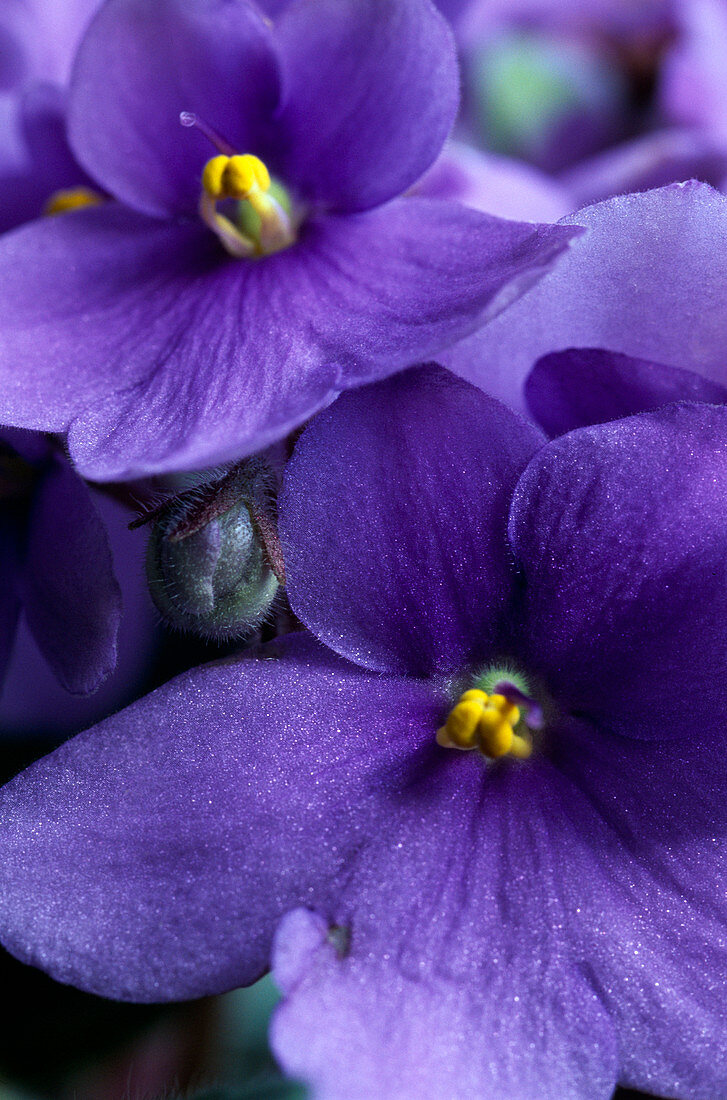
442;182;727;413
0;200;578;479
281;367;543;677
22;456;121;694
68;0;280;217
271;754;618;1099
273;0;458;212
414;139;573;222
660;0;727;144
508;403;727;740
525;347;727;436
0;635;441;1000
561;128;727;208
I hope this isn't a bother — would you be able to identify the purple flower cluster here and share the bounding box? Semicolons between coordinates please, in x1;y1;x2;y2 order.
0;2;726;1099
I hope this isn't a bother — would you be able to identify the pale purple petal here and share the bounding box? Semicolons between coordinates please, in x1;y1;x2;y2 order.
442;182;727;414
0;635;441;1000
22;456;121;693
68;0;280;217
281;367;543;677
561;129;727;208
414;140;573;221
660;0;727;143
273;0;458;212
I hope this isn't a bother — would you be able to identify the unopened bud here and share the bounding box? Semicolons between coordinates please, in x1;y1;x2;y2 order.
142;462;281;640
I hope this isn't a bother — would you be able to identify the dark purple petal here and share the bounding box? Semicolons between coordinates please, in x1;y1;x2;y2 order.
442;183;727;414
68;0;280;217
0;490;158;736
21;83;93;191
0;635;441;1000
508;403;727;739
22;456;121;693
273;0;458;212
0;201;578;479
271;755;618;1099
281;367;543;677
525;347;727;436
554;717;727;1098
0;524;21;691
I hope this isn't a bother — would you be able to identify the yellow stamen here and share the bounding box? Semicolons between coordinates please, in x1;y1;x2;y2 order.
437;689;533;762
200;153;293;258
44;186;102;216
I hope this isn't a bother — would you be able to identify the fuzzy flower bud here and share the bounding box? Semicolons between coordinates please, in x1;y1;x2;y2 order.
142;462;282;640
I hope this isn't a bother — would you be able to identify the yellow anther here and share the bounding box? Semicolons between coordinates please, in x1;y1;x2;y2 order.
44;186;102;216
437;687;533;762
225;154;270;197
477;706;514;758
202;155;230;199
199;153;293;258
202;154;271;200
460;689;488;704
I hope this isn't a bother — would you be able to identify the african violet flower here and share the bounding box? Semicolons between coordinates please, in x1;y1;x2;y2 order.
0;0;578;481
443;181;727;415
1;368;726;1098
0;0;103;232
0;428;120;696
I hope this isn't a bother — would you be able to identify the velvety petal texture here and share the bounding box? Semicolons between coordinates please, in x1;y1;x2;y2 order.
508;403;727;739
0;636;442;1000
69;0;280;217
0;201;578;479
273;0;458;212
443;183;727;413
281;368;544;677
271;753;619;1100
525;347;727;436
553;718;727;1100
21;456;121;694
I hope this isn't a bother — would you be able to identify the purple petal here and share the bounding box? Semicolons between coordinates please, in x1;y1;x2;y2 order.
414;139;573;222
661;0;727;144
68;0;280;217
562;128;727;208
508;403;727;740
22;456;121;694
281;367;543;677
0;634;441;1000
525;347;727;436
273;0;458;212
0;489;158;736
271;756;618;1099
555;718;727;1098
0;200;578;479
442;182;727;413
0;524;21;691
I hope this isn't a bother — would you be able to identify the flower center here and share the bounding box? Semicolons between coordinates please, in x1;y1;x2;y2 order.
43;186;102;216
437;666;543;761
181;111;296;259
199;153;295;258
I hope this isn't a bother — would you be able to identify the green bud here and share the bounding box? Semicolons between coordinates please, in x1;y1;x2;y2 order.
143;462;281;640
